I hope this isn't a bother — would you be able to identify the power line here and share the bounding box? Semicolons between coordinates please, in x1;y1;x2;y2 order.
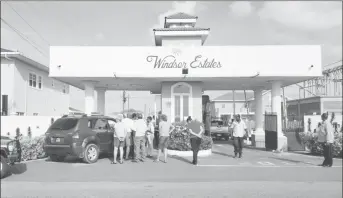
4;1;51;46
1;18;48;57
324;59;342;68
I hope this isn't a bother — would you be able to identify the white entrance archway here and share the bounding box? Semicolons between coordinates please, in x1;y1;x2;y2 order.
171;82;193;122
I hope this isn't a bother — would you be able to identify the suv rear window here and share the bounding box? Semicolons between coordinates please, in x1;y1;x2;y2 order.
50;118;79;130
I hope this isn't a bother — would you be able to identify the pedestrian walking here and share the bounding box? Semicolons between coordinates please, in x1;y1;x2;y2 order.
229;114;247;158
146;116;155;158
155;114;174;163
132;113;147;162
122;113;135;160
317;113;334;167
186;116;204;165
111;114;127;164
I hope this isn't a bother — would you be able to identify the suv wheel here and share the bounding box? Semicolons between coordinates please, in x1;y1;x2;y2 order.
1;156;10;179
83;144;99;164
49;155;66;162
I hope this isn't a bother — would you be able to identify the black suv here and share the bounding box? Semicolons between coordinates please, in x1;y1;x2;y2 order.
1;136;22;178
43;114;116;164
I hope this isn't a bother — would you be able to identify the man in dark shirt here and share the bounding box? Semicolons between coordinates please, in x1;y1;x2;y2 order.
187;117;204;165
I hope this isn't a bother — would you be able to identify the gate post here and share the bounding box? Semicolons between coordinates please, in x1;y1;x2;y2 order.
264;113;278;151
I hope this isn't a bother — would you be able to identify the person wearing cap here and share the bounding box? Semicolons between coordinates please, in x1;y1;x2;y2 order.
132;113;147;162
229;114;247;158
112;114;127;164
317;113;335;167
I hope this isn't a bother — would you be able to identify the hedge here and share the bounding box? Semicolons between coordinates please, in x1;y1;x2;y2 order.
167;121;213;151
19;135;47;161
299;132;342;158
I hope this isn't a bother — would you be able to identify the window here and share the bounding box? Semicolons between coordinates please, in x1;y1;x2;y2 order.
108;119;116;130
29;73;42;89
222;104;225;108
94;119;108;130
50;118;79;130
62;84;67;94
38;76;42;89
33;113;38;116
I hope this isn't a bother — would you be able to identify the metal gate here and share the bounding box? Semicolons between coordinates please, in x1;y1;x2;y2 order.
265;113;278;150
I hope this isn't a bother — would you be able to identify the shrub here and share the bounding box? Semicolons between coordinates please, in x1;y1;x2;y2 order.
300;132;342;158
19;135;47;161
167;122;213;151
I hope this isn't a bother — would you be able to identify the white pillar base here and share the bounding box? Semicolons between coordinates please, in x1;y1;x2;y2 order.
277;134;288;152
252;129;265;148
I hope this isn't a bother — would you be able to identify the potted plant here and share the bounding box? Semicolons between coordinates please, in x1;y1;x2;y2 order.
167;121;213;157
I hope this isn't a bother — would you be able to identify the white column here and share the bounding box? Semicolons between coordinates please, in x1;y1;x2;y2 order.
254;88;264;134
271;81;288;151
96;88;106;115
253;87;265;148
84;81;95;115
271;81;282;134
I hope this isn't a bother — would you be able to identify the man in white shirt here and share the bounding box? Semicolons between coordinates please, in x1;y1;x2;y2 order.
132;113;147;162
318;113;335;167
112;114;127;164
122;113;135;160
229;114;247;158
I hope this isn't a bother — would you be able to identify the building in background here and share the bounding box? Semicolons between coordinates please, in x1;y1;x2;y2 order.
211;90;290;120
287;64;342;118
1;48;70;116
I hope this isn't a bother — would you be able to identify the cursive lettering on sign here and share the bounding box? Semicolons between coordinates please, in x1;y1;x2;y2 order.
146;55;222;69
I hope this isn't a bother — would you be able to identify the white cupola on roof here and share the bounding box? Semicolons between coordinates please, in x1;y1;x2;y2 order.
153;12;210;46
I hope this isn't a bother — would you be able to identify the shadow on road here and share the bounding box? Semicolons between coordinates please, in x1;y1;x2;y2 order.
214;140;268;152
212;151;234;158
170;156;192;164
268;156;317;166
45;154;113;164
9;163;27;175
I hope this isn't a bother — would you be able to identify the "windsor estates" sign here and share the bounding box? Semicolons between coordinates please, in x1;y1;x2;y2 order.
146;55;222;69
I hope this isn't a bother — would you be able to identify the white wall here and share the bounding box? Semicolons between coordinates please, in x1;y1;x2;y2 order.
49;46;322;78
1;58;15;113
161;36;202;46
1;116;60;138
13;59;70;116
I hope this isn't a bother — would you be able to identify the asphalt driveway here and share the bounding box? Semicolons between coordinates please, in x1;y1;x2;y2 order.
1;141;342;198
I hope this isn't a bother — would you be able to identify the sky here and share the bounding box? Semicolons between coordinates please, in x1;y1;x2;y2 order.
1;1;342;114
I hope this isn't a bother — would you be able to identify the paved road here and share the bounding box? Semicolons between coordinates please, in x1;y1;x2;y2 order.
1;141;342;198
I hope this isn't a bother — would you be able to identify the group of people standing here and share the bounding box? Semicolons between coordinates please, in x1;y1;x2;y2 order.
111;113;204;165
111;113;155;164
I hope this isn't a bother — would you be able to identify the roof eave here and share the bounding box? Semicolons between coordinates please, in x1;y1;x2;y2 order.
1;54;49;73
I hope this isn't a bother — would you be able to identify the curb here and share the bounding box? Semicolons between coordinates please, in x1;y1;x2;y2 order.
22;157;48;163
168;149;212;157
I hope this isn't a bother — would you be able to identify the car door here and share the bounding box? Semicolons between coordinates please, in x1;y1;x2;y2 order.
93;118;110;151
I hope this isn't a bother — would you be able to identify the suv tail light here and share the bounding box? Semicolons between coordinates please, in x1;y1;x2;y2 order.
72;131;80;139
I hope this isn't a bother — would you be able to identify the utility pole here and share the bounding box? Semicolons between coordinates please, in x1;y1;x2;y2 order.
144;104;147;118
233;90;236;115
122;90;126;113
127;93;130;111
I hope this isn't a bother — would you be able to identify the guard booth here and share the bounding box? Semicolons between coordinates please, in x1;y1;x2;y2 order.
264;113;278;150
